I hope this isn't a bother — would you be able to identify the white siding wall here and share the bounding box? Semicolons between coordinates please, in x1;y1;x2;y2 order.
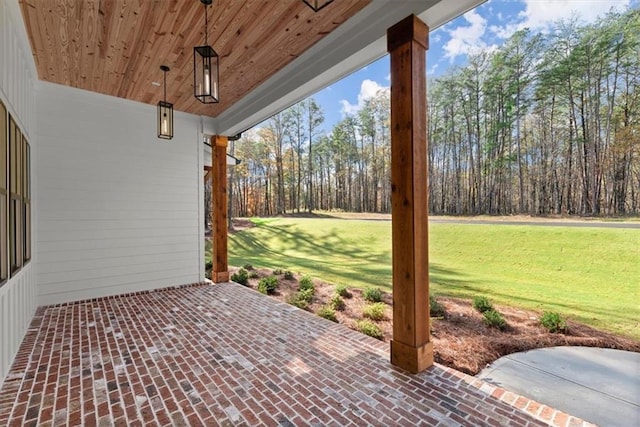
0;0;38;386
36;82;204;305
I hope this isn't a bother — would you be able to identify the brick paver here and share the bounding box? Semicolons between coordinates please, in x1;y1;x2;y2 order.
0;282;595;426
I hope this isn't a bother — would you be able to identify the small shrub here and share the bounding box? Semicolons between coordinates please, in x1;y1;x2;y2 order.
362;302;386;321
286;292;310;309
540;311;567;333
317;306;337;322
230;268;249;286
335;284;351;298
242;263;254;270
205;260;213;270
284;270;295;280
257;276;278;294
483;309;507;330
329;294;345;311
272;268;284;275
249;271;260;279
299;275;314;291
299;288;314;303
472;296;493;313
356;320;383;340
363;287;383;303
430;296;446;318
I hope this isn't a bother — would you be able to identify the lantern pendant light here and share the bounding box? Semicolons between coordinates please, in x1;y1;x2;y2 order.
157;65;174;140
194;0;219;104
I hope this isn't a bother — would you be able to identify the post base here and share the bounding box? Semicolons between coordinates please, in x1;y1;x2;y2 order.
391;340;434;373
212;271;230;283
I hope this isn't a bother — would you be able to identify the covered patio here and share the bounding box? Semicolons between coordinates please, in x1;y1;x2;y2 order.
0;282;585;426
0;0;600;425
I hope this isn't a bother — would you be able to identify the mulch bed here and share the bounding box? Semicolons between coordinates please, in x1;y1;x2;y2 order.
225;266;640;375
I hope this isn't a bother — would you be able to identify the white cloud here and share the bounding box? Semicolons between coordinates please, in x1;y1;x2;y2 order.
491;0;631;39
340;79;389;117
443;10;491;61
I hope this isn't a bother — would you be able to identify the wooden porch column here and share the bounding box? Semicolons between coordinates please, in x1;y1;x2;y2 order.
388;15;432;373
211;135;229;282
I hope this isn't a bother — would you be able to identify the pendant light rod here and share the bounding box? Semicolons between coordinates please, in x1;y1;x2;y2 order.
202;0;212;45
161;65;169;102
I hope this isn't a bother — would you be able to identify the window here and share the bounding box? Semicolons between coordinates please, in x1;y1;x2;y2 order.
23;140;30;263
9;116;23;275
1;101;30;284
0;101;7;284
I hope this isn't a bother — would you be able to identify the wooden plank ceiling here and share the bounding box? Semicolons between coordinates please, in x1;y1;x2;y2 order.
19;0;370;118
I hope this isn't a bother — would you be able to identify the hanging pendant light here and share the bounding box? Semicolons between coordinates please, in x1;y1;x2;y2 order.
194;0;219;104
157;65;174;140
302;0;334;12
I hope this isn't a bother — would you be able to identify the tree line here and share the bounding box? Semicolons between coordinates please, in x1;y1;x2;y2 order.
222;9;639;218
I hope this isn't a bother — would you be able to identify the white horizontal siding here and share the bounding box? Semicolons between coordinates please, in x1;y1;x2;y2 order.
0;0;38;386
35;82;204;305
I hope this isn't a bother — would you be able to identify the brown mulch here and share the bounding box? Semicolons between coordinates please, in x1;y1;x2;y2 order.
223;266;640;375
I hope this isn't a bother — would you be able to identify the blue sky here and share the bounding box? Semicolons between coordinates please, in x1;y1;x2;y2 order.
313;0;638;133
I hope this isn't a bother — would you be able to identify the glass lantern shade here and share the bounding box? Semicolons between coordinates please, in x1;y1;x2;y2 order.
157;100;174;140
194;45;219;104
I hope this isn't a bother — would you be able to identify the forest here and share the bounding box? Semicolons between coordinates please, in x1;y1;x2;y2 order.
219;10;639;218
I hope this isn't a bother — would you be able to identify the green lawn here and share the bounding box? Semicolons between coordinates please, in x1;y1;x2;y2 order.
223;217;640;339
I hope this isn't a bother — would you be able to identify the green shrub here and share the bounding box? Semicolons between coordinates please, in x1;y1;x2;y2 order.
230;268;249;286
272;268;284;275
363;287;383;303
242;263;254;270
286;292;310;309
430;296;446;318
249;271;260;279
473;296;494;313
299;275;314;291
334;284;351;298
205;260;213;270
356;320;383;340
363;302;386;321
299;288;314;303
257;276;278;294
329;294;345;311
317;306;337;322
483;309;507;330
284;270;295;280
540;311;567;333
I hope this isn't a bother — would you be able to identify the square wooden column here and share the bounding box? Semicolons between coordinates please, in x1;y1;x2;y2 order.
211;135;229;282
387;15;433;373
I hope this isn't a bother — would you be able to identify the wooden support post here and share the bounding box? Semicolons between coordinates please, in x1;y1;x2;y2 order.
387;15;433;373
212;135;229;282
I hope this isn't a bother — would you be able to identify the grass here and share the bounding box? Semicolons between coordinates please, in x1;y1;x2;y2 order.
224;217;640;339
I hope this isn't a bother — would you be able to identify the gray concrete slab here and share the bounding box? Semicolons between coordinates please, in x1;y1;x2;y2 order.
478;347;640;427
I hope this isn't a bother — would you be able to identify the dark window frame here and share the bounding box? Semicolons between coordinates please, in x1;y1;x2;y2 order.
0;100;7;285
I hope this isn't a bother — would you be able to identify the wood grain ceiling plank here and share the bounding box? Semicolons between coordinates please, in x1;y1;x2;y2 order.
105;0;136;95
36;1;61;83
68;0;83;87
79;1;98;88
18;1;43;74
97;0;122;94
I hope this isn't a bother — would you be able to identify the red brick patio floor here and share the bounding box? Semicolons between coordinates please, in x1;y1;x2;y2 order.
0;282;594;426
